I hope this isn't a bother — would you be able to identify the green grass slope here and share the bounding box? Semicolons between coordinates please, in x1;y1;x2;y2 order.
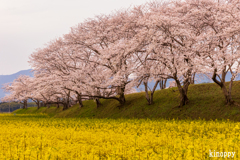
13;81;240;121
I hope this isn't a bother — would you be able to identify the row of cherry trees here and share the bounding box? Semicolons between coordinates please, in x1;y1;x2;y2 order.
2;0;240;110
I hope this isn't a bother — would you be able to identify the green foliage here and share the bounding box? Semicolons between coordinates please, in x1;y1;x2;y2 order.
14;81;240;121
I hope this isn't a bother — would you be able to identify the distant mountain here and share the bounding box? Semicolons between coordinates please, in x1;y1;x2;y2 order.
0;69;33;101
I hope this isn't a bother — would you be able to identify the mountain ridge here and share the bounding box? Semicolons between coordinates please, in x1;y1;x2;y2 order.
0;69;33;101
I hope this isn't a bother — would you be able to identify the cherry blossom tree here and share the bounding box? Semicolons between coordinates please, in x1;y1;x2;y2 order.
29;9;142;107
33;72;79;110
183;0;240;105
134;51;168;105
1;75;32;109
29;38;125;108
63;9;150;105
133;1;200;107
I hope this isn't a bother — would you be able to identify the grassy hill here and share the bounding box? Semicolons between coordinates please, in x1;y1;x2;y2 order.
13;81;240;121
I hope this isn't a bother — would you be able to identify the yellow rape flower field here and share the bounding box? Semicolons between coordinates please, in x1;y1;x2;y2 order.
0;114;239;160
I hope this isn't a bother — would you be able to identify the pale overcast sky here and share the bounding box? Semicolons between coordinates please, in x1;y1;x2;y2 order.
0;0;149;75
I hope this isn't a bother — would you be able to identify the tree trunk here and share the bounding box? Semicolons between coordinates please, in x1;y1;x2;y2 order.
22;102;25;109
41;102;47;107
150;92;154;104
62;98;71;110
95;98;102;108
221;84;233;105
190;73;196;84
117;86;126;105
25;100;28;109
179;89;189;107
175;78;189;107
23;100;28;109
164;79;167;88
143;82;151;104
119;92;126;104
32;99;40;109
66;91;71;109
143;80;159;105
62;103;68;110
77;93;84;108
37;101;40;109
159;79;167;89
212;68;234;105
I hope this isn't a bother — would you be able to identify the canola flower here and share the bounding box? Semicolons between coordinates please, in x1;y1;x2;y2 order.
0;114;239;159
